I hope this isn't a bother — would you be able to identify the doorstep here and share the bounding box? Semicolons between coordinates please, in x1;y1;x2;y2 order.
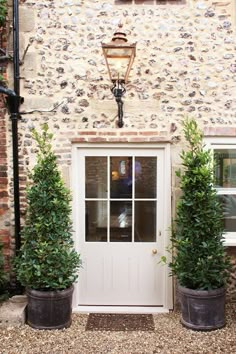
0;295;27;326
73;306;170;314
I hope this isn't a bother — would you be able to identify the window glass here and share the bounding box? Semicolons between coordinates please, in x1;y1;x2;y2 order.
218;194;236;233
84;154;158;243
135;201;156;242
110;156;132;199
86;157;107;198
86;201;107;242
110;201;132;242
214;149;236;188
212;145;236;246
135;157;156;198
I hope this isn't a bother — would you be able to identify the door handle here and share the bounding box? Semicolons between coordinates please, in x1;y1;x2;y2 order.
152;249;157;255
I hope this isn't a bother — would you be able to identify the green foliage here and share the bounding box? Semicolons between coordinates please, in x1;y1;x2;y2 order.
15;124;81;290
169;118;231;290
0;67;6;85
0;74;7;87
0;0;7;27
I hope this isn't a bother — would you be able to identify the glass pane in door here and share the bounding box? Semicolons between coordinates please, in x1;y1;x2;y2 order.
110;157;132;198
86;201;107;242
86;157;107;198
135;157;157;198
110;201;132;242
135;201;156;242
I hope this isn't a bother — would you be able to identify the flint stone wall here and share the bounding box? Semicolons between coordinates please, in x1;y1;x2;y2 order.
4;0;236;300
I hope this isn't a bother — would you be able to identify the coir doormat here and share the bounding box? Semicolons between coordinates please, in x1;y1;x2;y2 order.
85;313;155;332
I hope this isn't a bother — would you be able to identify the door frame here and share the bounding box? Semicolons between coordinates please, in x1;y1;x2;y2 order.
71;143;173;312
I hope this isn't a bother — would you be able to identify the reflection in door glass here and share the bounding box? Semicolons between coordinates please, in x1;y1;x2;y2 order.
135;157;156;198
110;157;132;198
110;201;132;242
135;201;156;242
86;201;107;242
85;157;107;198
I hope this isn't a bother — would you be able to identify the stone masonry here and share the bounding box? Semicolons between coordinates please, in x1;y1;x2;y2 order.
2;0;236;299
0;98;11;272
0;16;11;272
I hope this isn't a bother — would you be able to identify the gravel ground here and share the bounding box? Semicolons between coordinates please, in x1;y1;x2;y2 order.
0;304;235;354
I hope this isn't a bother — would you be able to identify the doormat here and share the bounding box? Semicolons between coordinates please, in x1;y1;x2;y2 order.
85;313;155;332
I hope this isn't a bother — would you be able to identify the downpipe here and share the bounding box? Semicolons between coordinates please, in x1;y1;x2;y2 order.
0;0;23;253
11;0;22;252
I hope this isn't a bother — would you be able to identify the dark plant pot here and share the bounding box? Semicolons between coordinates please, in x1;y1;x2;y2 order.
178;285;226;331
26;286;74;330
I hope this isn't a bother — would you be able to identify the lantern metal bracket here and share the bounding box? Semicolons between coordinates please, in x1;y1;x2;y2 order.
111;80;126;128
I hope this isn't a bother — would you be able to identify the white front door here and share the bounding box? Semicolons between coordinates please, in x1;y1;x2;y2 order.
72;145;171;309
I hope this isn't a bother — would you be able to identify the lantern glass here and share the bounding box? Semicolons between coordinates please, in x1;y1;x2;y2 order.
102;36;136;83
106;57;131;82
105;47;134;57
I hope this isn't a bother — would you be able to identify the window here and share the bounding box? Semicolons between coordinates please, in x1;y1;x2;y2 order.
206;138;236;246
85;155;159;243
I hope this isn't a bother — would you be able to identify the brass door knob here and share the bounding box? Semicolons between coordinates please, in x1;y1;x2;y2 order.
152;249;157;255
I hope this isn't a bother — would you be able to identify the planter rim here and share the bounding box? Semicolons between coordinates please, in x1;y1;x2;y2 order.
26;285;74;297
178;285;225;296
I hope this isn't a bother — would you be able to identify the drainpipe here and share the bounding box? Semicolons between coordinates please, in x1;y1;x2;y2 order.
13;0;20;98
6;92;23;253
11;0;21;252
0;0;23;253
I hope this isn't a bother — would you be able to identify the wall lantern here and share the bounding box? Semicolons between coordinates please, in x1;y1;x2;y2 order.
102;26;136;128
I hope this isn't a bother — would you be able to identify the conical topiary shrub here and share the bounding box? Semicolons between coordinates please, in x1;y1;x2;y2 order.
170;118;231;290
15;124;81;290
169;118;231;330
14;124;81;329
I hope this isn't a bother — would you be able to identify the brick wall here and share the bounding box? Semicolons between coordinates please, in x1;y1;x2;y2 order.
226;247;236;301
0;97;11;271
0;7;11;270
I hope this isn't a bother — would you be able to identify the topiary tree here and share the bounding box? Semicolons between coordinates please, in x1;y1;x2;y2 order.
15;124;81;290
169;118;231;290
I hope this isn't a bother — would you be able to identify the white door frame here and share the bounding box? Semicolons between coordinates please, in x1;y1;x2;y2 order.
71;143;173;313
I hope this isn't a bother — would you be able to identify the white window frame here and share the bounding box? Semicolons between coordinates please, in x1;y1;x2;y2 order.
205;137;236;247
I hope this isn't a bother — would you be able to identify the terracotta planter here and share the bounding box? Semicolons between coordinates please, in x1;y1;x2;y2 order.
26;286;74;330
178;285;226;331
